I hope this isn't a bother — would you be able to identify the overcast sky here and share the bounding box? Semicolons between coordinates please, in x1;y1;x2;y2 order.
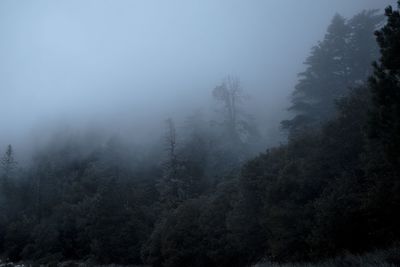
0;0;396;157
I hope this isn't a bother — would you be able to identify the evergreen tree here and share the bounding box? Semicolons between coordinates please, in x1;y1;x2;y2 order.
282;14;349;136
0;145;18;229
364;0;400;246
282;12;382;137
347;10;383;84
1;144;17;184
157;118;193;211
368;1;400;164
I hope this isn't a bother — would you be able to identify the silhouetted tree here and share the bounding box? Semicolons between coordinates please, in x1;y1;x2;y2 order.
1;144;17;186
282;12;382;137
364;0;400;247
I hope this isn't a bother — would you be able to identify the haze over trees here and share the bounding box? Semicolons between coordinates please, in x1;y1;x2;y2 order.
281;10;383;137
0;1;400;267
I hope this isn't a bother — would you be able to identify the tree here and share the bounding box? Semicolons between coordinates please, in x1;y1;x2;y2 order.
1;144;17;183
0;144;17;257
210;76;261;180
213;76;242;142
364;0;400;246
212;76;259;146
282;12;382;137
368;1;400;165
282;14;349;136
347;10;383;84
0;145;18;229
157;118;190;210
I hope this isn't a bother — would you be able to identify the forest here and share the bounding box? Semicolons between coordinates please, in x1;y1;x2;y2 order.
1;1;400;267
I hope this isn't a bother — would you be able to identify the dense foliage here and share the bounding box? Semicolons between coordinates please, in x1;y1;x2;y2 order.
1;3;400;266
281;10;382;137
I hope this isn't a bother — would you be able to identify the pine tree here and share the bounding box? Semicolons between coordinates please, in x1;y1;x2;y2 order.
157;118;186;210
282;14;349;136
1;144;17;192
347;10;383;84
282;12;382;137
368;1;400;165
1;145;17;178
364;1;400;244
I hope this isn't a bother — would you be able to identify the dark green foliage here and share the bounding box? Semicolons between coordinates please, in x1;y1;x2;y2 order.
1;4;400;267
0;137;155;264
282;11;382;138
364;0;400;247
142;181;245;267
368;1;400;164
234;3;400;263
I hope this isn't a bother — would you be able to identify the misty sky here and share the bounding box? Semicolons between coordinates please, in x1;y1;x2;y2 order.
0;0;396;157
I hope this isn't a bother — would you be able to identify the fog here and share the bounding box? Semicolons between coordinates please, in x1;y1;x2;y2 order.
0;0;395;162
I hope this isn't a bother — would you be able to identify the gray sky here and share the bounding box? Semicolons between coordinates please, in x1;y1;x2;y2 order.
0;0;396;156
